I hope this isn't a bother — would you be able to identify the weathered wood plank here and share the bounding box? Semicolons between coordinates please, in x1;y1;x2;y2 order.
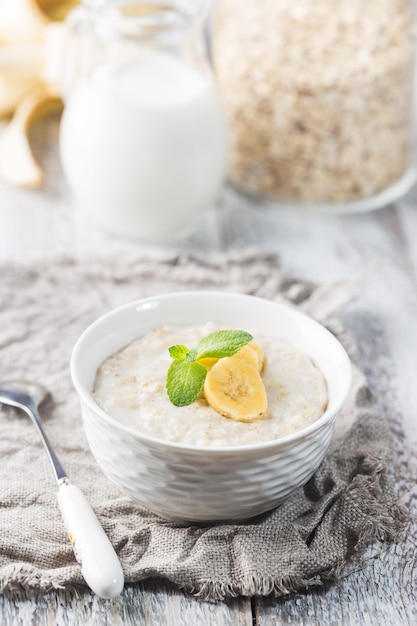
254;541;416;626
0;583;252;626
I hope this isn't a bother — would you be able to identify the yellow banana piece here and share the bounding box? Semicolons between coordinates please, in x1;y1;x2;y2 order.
198;357;218;372
204;356;268;422
248;340;264;371
232;341;264;372
198;340;264;373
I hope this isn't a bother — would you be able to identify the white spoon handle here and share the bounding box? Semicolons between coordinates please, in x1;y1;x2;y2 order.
57;479;124;599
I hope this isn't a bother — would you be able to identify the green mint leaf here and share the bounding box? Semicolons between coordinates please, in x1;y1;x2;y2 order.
195;330;253;360
168;344;190;361
184;348;197;362
166;360;207;407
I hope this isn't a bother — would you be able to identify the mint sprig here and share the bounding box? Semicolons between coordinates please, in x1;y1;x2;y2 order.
166;330;253;407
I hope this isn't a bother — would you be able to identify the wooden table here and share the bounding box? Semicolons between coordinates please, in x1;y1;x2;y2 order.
0;118;416;625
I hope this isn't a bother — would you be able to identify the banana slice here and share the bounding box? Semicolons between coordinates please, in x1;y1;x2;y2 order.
248;340;264;371
233;341;264;372
204;357;268;422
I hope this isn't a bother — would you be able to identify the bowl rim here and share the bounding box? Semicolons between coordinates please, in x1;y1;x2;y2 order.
70;290;352;454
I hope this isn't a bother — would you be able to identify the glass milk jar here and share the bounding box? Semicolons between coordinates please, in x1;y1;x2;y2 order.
60;1;228;242
212;0;416;213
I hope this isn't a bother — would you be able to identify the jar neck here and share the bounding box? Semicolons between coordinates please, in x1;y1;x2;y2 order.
81;0;208;35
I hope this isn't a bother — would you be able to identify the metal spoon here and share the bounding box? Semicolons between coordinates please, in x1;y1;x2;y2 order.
0;381;124;599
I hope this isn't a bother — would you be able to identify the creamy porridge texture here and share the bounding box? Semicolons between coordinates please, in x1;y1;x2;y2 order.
93;323;328;447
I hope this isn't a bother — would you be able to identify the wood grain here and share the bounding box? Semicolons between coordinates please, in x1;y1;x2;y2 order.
0;584;252;625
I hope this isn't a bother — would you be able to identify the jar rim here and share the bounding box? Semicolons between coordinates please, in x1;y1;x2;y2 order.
82;0;208;29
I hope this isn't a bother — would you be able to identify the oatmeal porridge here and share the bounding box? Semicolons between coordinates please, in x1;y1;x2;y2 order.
93;323;328;447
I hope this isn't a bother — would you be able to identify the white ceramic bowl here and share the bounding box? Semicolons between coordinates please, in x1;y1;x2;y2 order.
71;291;351;522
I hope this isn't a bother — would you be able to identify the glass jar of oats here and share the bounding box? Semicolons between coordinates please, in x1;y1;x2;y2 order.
212;0;416;212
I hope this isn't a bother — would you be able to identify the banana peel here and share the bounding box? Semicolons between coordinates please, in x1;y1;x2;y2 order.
0;0;77;42
0;0;49;43
38;0;79;22
0;1;162;188
0;86;63;187
0;41;45;117
0;0;78;187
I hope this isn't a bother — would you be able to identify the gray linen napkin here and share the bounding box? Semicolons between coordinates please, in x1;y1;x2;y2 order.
0;250;407;599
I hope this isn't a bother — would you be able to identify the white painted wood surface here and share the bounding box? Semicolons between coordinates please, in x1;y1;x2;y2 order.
0;117;416;625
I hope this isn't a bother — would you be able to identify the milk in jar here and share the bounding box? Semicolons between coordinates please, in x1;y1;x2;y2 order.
59;2;228;242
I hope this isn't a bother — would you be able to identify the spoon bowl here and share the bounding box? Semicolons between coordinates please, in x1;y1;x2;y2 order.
0;380;49;412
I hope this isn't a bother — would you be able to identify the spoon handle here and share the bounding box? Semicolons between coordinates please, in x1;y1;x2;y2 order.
57;479;124;599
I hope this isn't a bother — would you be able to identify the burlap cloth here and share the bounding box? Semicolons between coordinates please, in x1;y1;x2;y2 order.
0;250;408;600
